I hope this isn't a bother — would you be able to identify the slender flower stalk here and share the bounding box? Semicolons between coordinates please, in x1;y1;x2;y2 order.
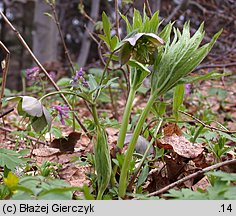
117;87;136;148
118;93;157;197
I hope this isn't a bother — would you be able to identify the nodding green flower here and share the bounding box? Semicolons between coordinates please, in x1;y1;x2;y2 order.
52;104;69;125
119;33;165;65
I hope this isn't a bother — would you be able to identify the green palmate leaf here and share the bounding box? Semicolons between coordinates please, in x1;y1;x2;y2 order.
120;8;160;34
0;149;26;171
151;22;222;96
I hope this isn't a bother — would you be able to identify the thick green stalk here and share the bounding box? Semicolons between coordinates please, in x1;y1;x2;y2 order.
118;93;157;198
91;104;100;127
117;87;137;148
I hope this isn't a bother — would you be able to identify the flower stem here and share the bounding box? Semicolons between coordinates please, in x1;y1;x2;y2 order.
117;87;136;148
118;93;157;198
39;91;91;104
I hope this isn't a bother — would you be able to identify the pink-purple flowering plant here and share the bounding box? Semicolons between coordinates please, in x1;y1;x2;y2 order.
72;68;88;87
25;66;39;80
52;104;69;125
184;84;192;97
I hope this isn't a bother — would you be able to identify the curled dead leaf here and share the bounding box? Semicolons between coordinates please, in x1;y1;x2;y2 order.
157;124;204;159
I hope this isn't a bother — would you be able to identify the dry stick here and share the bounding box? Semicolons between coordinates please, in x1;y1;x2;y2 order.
79;0;96;25
115;0;120;40
0;126;47;145
0;41;10;139
49;2;93;116
0;11;89;136
0;107;14;118
146;159;236;197
0;41;10;111
192;62;236;72
144;0;153;16
164;0;190;24
179;110;236;134
49;3;75;74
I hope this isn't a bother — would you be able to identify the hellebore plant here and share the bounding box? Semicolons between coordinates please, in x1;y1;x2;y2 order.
6;7;223;200
117;21;222;197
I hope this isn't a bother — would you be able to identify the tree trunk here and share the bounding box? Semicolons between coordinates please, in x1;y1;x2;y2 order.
77;0;100;67
33;0;58;63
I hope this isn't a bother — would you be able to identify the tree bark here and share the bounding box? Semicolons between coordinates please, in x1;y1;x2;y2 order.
33;0;58;63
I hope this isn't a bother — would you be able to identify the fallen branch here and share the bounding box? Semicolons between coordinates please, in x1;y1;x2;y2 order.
146;159;236;197
179;110;236;134
0;107;14;118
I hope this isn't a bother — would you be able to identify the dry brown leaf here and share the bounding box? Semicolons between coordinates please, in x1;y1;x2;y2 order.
59;166;78;180
163;123;182;136
106;127;119;136
157;124;204;159
192;176;210;191
32;147;60;156
50;131;81;152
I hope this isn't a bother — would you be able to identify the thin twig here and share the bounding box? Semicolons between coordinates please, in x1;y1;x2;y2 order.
0;11;89;136
0;107;14;118
115;0;120;40
79;0;96;25
179;110;236;134
49;3;75;74
0;126;48;145
146;159;236;197
0;41;10;111
144;0;153;16
49;3;93;116
164;0;190;24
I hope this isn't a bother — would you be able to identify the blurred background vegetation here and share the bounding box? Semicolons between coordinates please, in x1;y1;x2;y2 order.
0;0;235;90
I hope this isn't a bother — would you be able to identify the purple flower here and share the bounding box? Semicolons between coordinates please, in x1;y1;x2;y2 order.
72;68;85;84
49;71;56;80
52;105;69;125
26;66;39;80
82;79;89;87
185;84;192;96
